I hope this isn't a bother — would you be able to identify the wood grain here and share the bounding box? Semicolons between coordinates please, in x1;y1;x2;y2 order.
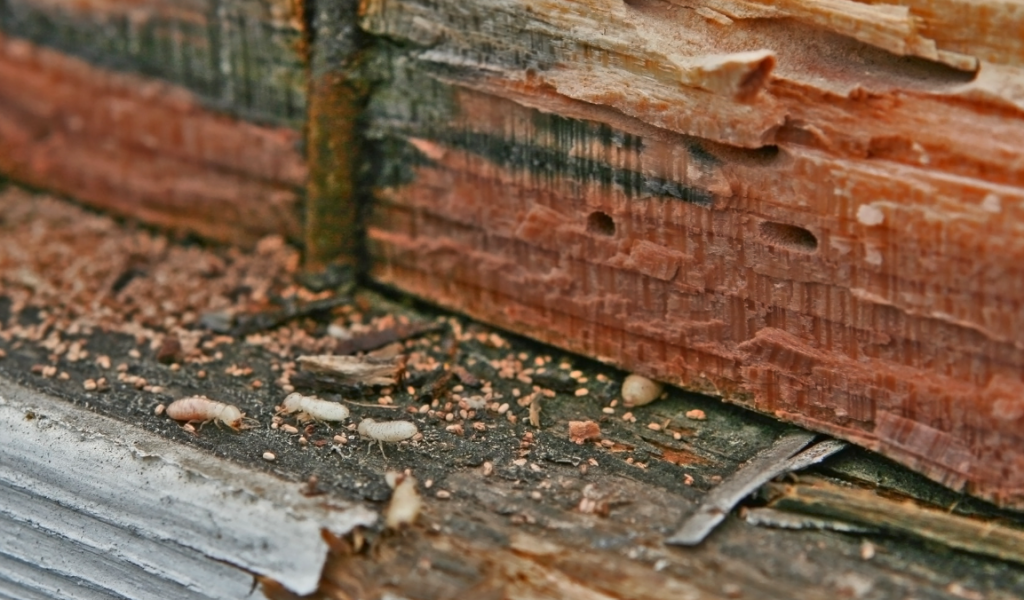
0;0;308;126
358;1;1024;507
0;34;305;246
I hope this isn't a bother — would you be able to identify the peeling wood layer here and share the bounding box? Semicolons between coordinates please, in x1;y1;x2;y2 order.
357;0;1024;508
0;0;308;126
0;377;377;598
0;34;306;246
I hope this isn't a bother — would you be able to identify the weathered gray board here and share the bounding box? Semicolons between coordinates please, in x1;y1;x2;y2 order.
0;376;376;599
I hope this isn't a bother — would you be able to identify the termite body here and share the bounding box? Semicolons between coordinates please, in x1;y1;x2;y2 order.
166;396;257;431
277;392;350;422
358;418;418;457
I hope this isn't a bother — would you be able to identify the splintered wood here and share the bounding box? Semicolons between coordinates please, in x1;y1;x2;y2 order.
297;355;403;387
358;0;1024;508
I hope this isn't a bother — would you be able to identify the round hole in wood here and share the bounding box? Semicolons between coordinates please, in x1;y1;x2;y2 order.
759;221;817;253
587;211;616;236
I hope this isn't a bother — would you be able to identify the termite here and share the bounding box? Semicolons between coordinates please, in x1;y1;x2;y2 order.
166;396;258;432
357;418;418;457
277;392;350;422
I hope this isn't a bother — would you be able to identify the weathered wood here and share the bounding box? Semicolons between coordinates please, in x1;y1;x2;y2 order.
303;0;368;269
355;1;1024;508
0;33;305;246
765;476;1024;567
2;185;1023;600
0;0;308;126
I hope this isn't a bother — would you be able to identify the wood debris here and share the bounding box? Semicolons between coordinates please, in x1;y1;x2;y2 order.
333;320;441;355
764;476;1024;567
667;432;847;546
297;355;403;387
568;420;601;444
230;296;352;337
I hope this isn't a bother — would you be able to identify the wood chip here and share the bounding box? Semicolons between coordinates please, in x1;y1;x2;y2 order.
297;354;403;387
568;420;601;444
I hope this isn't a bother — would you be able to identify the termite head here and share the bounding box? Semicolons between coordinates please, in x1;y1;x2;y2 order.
357;418;376;437
278;392;304;415
228;414;260;431
218;404;258;431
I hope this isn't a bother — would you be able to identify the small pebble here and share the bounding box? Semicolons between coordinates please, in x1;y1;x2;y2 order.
647;422;662;431
281;424;299;434
685;409;707;421
482;461;494;476
435;490;451;499
574;388;588;397
262;452;276;461
154;404;166;416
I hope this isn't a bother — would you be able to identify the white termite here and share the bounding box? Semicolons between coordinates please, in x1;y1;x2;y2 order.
277;392;350;422
166;396;257;431
358;418;418;457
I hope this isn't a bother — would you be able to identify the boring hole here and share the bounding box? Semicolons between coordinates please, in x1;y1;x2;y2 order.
587;211;616;236
759;221;817;253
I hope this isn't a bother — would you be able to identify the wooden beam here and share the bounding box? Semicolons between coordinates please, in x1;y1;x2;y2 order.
0;34;306;246
356;1;1024;508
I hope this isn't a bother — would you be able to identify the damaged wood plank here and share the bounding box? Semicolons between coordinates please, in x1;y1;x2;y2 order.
0;33;306;246
765;476;1024;567
357;1;1024;509
2;187;1022;600
0;377;376;597
0;0;308;126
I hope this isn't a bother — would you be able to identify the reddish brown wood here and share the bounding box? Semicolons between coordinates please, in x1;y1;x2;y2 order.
360;0;1024;508
0;34;306;247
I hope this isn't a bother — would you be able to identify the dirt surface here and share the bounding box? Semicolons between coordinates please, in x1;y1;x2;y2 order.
2;184;1024;599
